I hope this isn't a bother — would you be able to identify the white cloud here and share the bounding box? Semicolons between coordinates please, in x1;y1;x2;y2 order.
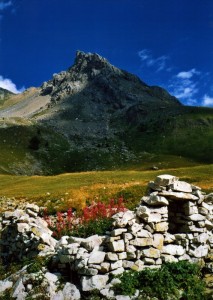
168;68;202;105
177;68;200;79
202;94;213;107
138;49;169;72
0;1;12;11
0;75;25;94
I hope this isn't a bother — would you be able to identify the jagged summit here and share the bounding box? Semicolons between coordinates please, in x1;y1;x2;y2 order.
40;50;180;108
40;50;146;101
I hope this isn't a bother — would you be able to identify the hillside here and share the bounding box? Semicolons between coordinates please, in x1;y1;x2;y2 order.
0;51;212;175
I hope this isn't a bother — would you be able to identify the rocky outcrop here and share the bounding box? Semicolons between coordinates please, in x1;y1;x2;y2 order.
0;175;212;299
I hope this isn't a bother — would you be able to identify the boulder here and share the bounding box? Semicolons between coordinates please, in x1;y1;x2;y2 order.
170;181;192;193
88;251;105;264
154;175;178;186
0;280;13;294
62;282;81;300
143;194;169;206
141;247;161;258
159;191;198;201
81;275;109;291
81;235;103;251
108;240;125;252
162;245;185;256
130;237;153;247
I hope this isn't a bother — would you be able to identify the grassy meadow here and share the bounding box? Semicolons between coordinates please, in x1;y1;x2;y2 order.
0;163;212;213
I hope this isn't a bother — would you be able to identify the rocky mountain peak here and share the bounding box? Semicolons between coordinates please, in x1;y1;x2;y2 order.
40;50;142;102
74;50;109;71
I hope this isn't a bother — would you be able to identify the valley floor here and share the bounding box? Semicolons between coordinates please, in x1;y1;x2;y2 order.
0;164;212;213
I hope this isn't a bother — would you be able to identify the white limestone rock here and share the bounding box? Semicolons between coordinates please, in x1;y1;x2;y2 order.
164;233;176;244
137;229;152;238
170;181;192;193
81;235;103;251
141;247;161;258
62;282;81;300
131;259;144;271
143;194;169;206
118;252;127;260
105;252;118;261
0;280;13;294
162;245;185;256
130;237;153;247
136;205;150;220
110;267;125;275
109;240;125;252
122;260;134;269
153;233;164;250
100;288;115;299
155;222;168;232
189;245;209;258
112;210;135;227
110;260;123;270
183;201;198;215
81;275;109;291
129;223;143;235
126;245;137;259
205;219;213;230
143;258;155;265
12;278;27;300
88;251;105;264
148;181;165;191
185;214;206;221
159;191;198;201
123;233;133;242
115;296;131;300
161;254;178;263
17;223;30;233
100;262;110;273
154;174;178;186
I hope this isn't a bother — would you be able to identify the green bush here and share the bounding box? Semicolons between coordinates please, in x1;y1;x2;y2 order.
71;218;113;238
113;261;206;300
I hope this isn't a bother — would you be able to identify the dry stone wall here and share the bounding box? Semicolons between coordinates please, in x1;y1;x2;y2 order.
0;174;212;298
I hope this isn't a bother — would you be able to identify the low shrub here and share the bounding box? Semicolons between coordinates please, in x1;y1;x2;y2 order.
43;198;126;239
113;261;206;300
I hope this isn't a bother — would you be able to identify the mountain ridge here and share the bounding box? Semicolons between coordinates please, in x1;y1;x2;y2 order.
0;51;212;175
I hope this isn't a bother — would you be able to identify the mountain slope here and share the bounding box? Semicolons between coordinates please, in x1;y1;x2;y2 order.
0;51;212;175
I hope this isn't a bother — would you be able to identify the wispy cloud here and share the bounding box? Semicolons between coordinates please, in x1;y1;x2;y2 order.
176;68;200;79
168;68;201;105
0;1;13;19
202;94;213;107
138;49;169;72
0;1;12;11
0;75;25;94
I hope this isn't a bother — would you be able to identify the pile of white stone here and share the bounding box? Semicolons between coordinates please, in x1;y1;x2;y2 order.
0;203;56;262
0;174;212;299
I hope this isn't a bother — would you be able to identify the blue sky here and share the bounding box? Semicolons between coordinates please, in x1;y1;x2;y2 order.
0;0;213;107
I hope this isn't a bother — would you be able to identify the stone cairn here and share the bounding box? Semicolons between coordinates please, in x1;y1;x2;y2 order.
0;174;212;299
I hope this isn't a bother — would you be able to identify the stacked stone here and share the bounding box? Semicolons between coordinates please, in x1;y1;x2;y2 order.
0;204;56;262
55;175;213;292
145;175;213;262
0;175;212;296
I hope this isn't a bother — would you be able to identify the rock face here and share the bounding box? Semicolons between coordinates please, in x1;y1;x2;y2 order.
0;174;213;299
37;51;181;152
1;51;213;176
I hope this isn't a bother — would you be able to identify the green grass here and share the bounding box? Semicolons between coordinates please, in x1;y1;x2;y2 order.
0;164;212;212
